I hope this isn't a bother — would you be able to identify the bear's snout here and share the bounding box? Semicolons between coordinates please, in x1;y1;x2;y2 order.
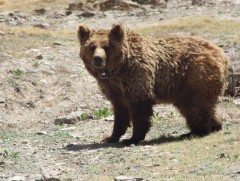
93;47;106;68
94;56;104;67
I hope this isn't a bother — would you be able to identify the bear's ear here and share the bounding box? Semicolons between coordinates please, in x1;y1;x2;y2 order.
109;24;125;44
77;24;91;45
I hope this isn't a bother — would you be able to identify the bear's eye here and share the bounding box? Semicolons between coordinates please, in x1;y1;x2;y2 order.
103;45;110;51
90;44;96;51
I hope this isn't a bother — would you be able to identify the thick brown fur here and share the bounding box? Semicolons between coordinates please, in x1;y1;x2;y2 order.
77;24;230;145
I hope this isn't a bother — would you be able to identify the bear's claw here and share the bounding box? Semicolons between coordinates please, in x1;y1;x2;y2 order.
101;136;119;143
121;138;141;145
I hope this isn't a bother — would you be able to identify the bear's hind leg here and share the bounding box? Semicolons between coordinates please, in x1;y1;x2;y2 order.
121;101;153;145
177;104;215;137
210;112;222;132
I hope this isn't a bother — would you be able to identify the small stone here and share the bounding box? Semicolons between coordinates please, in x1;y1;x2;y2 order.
66;10;72;16
24;101;35;108
219;153;226;158
54;111;83;125
78;12;95;18
35;54;43;60
233;99;240;105
35;131;47;135
104;115;114;121
8;176;26;181
69;132;83;139
216;152;227;159
114;176;144;181
28;174;43;181
60;126;76;131
33;23;49;29
34;8;46;15
53;42;64;46
40;79;48;84
40;167;61;181
0;98;5;103
171;159;178;163
21;140;28;144
45;178;60;181
54;117;77;125
8;12;14;16
0;161;5;167
192;0;203;6
0;31;5;36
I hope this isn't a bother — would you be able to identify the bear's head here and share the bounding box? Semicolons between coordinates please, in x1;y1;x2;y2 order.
77;24;127;79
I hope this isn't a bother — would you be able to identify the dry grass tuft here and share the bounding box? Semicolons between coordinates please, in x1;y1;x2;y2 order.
0;0;72;12
138;17;240;43
0;25;74;37
0;25;75;58
0;0;6;6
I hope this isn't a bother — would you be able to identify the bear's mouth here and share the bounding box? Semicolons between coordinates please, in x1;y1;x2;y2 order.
98;71;111;79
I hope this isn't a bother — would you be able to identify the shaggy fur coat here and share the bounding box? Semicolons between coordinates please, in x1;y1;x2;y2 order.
77;24;229;145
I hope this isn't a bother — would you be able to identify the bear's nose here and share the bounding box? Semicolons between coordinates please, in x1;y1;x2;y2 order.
94;56;103;67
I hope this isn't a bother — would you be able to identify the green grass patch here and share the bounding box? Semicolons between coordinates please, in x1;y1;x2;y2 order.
93;107;113;119
80;113;89;121
3;150;20;160
11;69;24;76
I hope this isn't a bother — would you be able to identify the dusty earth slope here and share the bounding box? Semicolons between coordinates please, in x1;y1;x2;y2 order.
0;0;240;180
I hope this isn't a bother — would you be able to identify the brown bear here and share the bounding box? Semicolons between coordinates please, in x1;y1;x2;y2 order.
77;24;230;145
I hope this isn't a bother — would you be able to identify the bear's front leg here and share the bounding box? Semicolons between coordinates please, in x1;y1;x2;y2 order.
102;101;131;143
122;101;153;145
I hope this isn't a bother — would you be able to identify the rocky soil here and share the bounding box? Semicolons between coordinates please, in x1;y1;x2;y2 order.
0;0;240;180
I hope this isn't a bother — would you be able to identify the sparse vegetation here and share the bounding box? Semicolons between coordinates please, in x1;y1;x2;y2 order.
93;107;113;119
151;113;163;123
80;113;89;120
0;0;240;180
3;150;20;160
0;0;72;12
11;69;24;76
8;78;21;92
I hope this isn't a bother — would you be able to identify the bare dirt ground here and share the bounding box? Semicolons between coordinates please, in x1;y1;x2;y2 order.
0;0;240;180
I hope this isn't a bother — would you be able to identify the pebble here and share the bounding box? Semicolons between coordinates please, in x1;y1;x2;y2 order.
0;98;5;103
53;42;64;46
78;12;95;18
114;176;144;181
35;131;47;135
8;176;26;181
60;126;76;131
54;111;84;125
35;54;43;60
233;99;240;105
54;116;78;125
69;132;83;139
104;115;114;121
34;8;46;15
0;31;5;36
0;161;5;167
33;23;49;29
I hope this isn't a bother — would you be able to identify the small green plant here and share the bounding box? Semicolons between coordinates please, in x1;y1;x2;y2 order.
80;113;89;120
167;111;174;119
151;113;162;123
12;69;24;76
3;150;20;159
8;78;21;92
93;107;112;119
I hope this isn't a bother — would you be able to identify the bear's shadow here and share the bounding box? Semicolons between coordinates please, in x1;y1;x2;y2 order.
63;134;188;151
